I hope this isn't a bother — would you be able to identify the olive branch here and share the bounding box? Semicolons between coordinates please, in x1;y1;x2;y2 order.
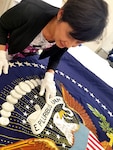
87;104;113;134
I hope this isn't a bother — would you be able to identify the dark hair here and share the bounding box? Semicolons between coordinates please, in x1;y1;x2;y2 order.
61;0;108;41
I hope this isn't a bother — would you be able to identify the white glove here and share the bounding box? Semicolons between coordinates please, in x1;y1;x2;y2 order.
0;50;9;75
39;72;56;101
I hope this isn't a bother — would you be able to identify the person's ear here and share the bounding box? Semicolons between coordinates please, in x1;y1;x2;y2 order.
57;9;64;21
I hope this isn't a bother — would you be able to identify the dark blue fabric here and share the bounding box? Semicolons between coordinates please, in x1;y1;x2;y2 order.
56;52;113;142
33;52;113;142
0;52;113;146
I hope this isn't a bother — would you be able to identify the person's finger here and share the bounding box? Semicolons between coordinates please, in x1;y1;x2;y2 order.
39;81;45;96
3;63;9;74
0;64;3;75
45;91;50;102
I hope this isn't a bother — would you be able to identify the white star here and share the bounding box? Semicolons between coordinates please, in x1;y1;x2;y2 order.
23;112;28;116
108;111;113;117
62;143;66;148
32;63;39;67
15;61;24;66
65;75;70;80
49;124;53;129
30;100;34;104
24;62;31;66
22;119;26;124
59;71;64;76
9;62;16;67
95;98;100;103
39;64;46;69
71;79;76;84
46;131;50;135
34;95;38;99
26;105;30;109
55;70;58;73
78;83;83;88
83;87;89;92
89;92;95;98
101;104;107;110
56;134;60;140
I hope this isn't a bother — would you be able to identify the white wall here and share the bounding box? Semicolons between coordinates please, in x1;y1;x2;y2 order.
0;0;15;16
84;0;113;53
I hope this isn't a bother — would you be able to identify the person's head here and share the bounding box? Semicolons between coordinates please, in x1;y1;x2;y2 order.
54;0;108;48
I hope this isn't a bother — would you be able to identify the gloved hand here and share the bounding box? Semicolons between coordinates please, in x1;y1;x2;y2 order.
0;50;9;75
39;72;56;101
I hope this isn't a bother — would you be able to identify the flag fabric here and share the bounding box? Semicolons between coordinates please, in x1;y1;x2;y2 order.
0;52;112;149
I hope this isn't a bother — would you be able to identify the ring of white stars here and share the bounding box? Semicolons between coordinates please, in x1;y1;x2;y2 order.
8;60;113;124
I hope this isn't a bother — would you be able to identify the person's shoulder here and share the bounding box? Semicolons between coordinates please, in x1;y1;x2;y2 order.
22;0;59;16
23;0;59;9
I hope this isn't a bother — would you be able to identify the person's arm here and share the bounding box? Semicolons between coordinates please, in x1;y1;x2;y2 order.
0;6;18;75
39;45;67;101
0;2;26;45
0;1;29;75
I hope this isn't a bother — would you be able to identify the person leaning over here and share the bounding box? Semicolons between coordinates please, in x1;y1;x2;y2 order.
0;0;108;101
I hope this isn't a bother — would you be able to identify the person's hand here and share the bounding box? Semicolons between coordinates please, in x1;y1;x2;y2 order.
0;50;9;75
39;72;56;101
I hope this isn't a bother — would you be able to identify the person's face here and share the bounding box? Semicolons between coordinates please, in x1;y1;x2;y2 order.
54;21;82;48
54;10;83;48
